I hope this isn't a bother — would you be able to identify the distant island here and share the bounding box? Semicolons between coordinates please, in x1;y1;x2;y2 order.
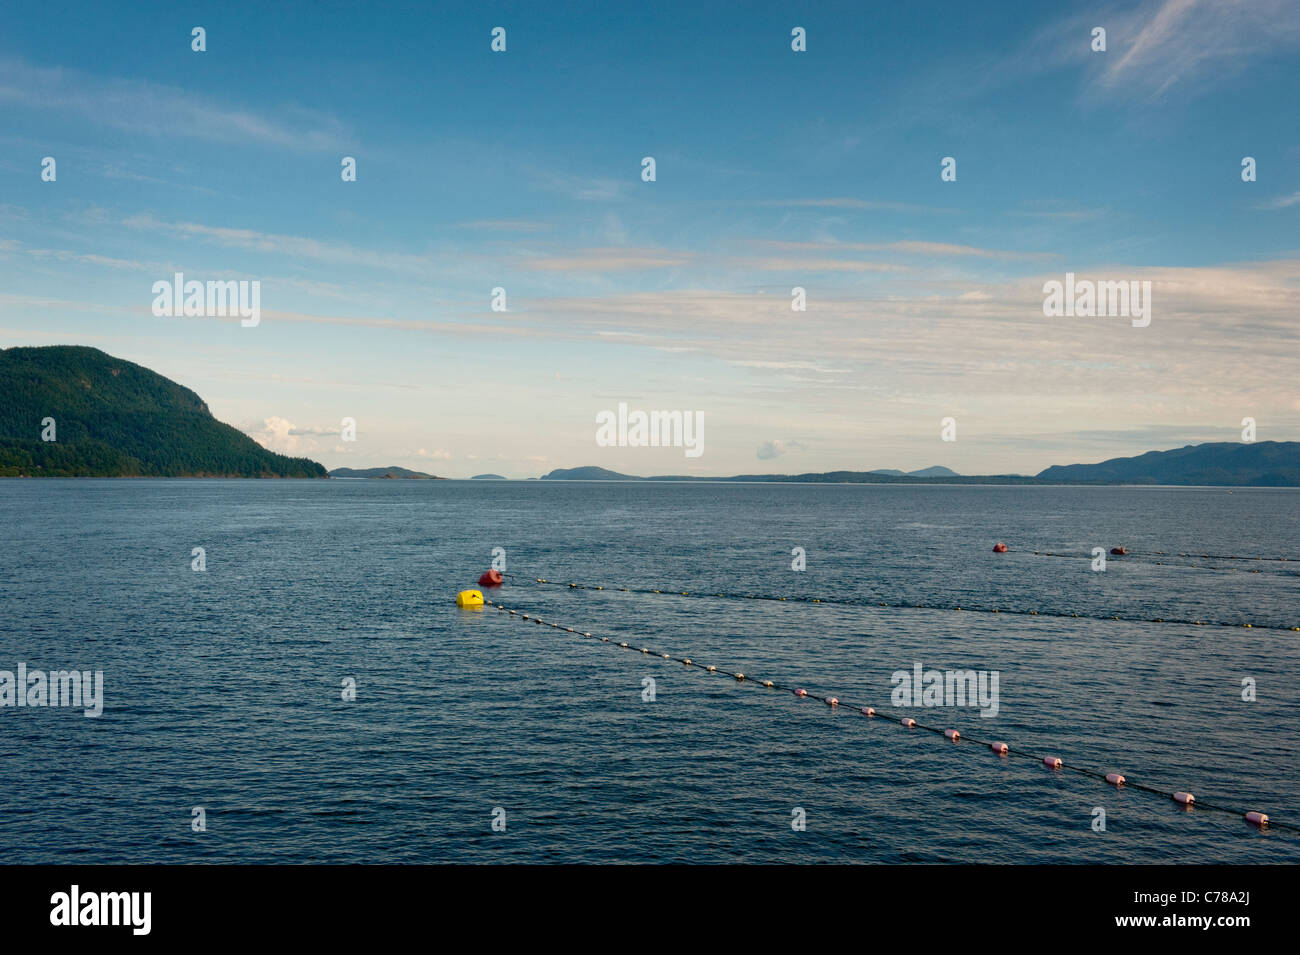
470;473;507;480
870;466;960;478
329;466;445;479
1035;442;1300;485
0;346;326;478
542;442;1300;486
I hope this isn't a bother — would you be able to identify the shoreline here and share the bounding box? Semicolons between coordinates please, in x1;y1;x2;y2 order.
2;476;1298;490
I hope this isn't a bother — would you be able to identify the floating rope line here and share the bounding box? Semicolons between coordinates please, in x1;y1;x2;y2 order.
505;574;1300;633
1031;549;1295;569
483;597;1295;835
1026;546;1294;563
1132;550;1293;563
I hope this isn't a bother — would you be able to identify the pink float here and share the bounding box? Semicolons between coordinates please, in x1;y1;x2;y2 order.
944;729;960;741
990;742;1008;754
1043;756;1062;769
1106;773;1126;786
1173;792;1195;806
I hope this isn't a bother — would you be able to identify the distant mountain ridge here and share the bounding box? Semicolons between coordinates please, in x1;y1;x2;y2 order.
871;465;960;477
542;467;1015;484
0;346;326;478
542;464;963;482
5;347;1296;486
329;466;445;479
542;442;1300;486
542;466;639;481
1036;442;1300;486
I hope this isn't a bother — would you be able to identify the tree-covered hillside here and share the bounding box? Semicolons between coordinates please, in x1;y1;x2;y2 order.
0;346;327;477
1036;441;1300;486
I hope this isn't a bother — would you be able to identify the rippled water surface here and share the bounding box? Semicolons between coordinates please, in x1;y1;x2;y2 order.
2;479;1297;863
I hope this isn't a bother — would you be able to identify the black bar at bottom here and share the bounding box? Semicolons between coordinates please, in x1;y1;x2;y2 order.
0;864;1280;941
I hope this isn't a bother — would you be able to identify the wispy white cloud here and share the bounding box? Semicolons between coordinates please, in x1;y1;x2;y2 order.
1007;200;1108;222
745;239;1056;260
729;256;906;273
455;219;554;232
523;248;691;271
121;214;438;274
534;171;628;201
971;0;1300;108
729;360;849;375
1093;0;1300;101
1256;191;1300;210
739;197;957;214
22;247;167;272
0;57;347;149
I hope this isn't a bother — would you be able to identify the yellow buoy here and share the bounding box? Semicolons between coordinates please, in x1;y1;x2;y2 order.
456;589;484;608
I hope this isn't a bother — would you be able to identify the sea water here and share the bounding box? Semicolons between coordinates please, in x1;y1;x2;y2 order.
1;479;1296;863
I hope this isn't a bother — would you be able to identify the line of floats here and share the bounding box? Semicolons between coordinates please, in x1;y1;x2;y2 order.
487;566;1300;633
453;587;1291;835
454;545;1296;835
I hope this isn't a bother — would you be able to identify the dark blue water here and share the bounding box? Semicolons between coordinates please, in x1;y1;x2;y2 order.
2;479;1297;863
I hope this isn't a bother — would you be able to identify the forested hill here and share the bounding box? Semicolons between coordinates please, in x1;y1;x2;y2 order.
0;346;327;477
1035;441;1300;486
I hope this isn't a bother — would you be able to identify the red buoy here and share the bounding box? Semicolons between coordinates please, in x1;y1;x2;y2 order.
478;569;504;587
1110;546;1127;556
992;541;1008;553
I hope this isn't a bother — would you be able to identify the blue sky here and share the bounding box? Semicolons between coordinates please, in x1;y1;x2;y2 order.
2;0;1298;476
